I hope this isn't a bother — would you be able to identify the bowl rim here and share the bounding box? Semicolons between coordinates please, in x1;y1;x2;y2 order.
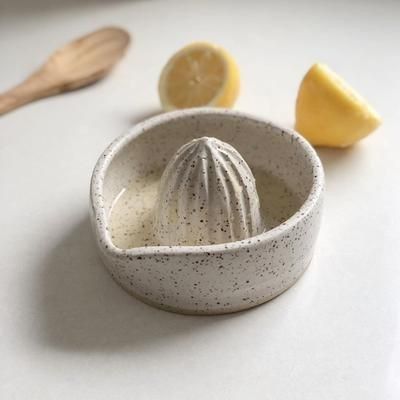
90;108;324;257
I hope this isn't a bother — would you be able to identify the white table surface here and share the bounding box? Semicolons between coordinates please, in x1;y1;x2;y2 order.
1;0;399;399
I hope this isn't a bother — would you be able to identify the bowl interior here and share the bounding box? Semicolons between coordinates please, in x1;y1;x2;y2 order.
101;110;317;246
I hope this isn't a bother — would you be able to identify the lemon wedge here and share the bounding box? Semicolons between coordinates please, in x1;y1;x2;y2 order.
158;42;240;111
295;63;381;147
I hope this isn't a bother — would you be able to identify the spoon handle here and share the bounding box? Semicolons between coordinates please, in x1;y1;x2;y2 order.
0;71;56;116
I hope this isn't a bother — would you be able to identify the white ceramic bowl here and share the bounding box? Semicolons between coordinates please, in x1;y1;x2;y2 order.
90;108;324;314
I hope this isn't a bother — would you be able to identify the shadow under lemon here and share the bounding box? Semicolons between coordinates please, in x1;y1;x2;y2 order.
316;143;370;182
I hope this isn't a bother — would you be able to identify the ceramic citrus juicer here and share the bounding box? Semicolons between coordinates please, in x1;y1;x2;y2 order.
90;108;324;314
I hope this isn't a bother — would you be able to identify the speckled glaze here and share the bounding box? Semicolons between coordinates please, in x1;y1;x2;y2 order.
90;108;324;315
154;136;265;246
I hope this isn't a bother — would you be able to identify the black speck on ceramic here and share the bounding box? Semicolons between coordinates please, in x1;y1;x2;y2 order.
90;108;324;315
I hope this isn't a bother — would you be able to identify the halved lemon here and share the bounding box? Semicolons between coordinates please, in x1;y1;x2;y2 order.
295;63;381;147
158;42;240;111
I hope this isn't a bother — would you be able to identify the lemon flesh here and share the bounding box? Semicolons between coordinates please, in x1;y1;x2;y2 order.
295;63;381;147
158;42;240;111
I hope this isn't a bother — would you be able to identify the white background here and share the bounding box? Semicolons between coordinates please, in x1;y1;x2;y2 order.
1;0;399;399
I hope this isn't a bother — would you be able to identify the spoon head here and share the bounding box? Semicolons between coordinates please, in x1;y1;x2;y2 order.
45;26;131;89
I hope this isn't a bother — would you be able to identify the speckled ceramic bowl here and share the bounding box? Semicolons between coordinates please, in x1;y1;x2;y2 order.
90;108;324;314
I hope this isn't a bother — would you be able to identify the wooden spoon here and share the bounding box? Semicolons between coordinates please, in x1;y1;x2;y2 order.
0;26;131;116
